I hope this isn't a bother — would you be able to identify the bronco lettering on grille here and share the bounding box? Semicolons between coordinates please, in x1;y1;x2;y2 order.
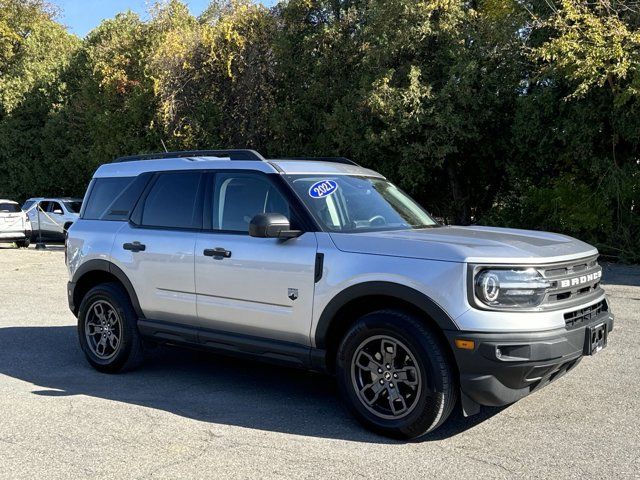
559;270;602;288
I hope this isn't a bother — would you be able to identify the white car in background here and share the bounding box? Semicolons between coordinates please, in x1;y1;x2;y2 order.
22;197;82;242
0;199;31;248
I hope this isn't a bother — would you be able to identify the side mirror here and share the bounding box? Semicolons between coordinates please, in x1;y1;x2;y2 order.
249;213;302;239
53;209;63;215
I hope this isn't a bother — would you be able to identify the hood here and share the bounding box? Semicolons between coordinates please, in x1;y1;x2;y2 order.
329;225;598;264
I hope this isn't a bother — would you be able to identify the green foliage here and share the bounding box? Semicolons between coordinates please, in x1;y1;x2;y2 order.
535;0;640;102
0;0;78;112
0;0;638;260
0;0;80;199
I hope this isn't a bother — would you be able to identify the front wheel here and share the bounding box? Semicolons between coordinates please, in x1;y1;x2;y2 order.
15;239;29;248
336;310;457;439
77;282;144;373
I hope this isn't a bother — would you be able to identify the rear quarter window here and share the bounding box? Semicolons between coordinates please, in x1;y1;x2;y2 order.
83;175;150;221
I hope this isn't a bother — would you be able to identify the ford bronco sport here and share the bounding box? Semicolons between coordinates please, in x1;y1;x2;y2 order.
66;150;613;439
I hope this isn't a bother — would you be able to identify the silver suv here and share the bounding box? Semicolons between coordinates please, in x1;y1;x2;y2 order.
66;150;613;439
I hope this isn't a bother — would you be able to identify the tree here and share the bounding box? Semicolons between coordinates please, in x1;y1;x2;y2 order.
0;0;637;260
0;0;79;199
149;0;277;151
502;0;640;261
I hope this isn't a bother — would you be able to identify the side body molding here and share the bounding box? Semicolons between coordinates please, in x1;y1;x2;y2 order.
71;259;145;319
314;281;459;349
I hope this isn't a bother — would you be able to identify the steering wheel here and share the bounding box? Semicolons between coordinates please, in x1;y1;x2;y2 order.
368;215;387;227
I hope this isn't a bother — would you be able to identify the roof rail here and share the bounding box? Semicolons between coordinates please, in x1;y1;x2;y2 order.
113;149;266;163
275;157;359;166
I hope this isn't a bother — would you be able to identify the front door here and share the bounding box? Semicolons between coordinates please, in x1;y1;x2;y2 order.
195;172;318;345
36;201;64;240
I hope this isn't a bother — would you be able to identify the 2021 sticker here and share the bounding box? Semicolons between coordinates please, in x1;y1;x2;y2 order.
309;180;338;198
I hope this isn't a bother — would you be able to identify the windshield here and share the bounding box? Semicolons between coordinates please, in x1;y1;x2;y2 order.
286;175;438;233
63;201;82;214
0;203;20;213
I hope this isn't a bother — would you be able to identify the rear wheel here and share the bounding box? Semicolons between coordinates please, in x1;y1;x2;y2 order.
15;239;29;248
336;310;457;439
77;282;144;373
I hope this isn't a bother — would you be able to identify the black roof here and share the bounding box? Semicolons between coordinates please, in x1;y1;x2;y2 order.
113;149;265;162
113;150;359;166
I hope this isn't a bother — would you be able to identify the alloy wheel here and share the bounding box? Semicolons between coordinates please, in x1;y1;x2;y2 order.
350;335;422;419
84;300;123;360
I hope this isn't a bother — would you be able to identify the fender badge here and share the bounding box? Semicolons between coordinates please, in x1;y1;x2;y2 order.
288;288;299;301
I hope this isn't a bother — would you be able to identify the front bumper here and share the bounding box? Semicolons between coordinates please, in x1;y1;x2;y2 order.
445;307;614;407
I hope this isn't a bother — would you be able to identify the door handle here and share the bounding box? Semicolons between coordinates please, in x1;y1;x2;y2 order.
123;241;146;252
203;247;232;259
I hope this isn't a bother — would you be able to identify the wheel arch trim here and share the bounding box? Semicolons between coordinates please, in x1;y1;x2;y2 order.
71;259;144;319
314;281;459;349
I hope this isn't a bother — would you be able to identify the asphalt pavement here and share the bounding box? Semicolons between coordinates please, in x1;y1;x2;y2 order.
0;246;638;479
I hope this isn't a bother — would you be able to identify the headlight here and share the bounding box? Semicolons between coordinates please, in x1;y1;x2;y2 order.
473;268;551;309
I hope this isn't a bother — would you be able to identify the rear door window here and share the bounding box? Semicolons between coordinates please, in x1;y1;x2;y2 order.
140;172;203;229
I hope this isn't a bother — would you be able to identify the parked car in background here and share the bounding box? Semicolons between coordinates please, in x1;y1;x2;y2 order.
0;199;31;248
23;197;82;242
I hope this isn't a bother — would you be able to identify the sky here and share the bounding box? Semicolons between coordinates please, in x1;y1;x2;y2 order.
51;0;276;37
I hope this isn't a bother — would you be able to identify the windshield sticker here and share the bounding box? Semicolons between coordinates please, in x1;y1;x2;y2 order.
309;180;338;199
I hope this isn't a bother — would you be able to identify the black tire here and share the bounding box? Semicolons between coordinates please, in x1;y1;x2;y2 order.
77;282;144;373
15;239;29;248
336;310;457;439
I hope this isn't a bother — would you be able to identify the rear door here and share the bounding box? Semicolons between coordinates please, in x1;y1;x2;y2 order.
111;171;205;325
194;171;318;345
33;201;56;239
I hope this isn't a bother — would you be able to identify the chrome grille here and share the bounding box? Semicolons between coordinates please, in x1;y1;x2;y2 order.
539;255;603;307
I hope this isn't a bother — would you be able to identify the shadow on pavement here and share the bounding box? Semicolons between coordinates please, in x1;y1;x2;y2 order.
0;325;503;443
0;244;65;251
